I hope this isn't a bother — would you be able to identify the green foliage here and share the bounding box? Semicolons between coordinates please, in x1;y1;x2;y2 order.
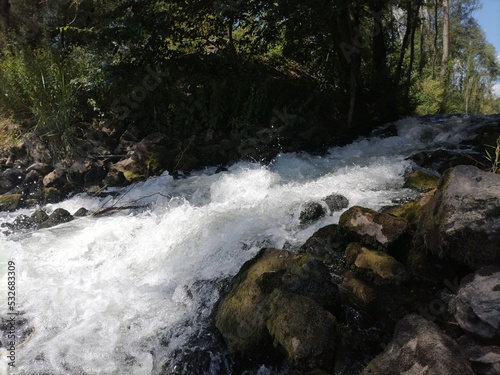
414;78;445;115
0;0;499;154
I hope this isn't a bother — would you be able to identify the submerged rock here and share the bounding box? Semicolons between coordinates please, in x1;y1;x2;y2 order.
40;208;74;228
415;165;500;269
324;194;349;212
361;314;474;375
215;248;339;372
31;209;49;226
450;267;500;343
299;201;326;225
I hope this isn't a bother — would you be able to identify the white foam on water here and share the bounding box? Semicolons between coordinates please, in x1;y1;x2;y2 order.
0;117;475;374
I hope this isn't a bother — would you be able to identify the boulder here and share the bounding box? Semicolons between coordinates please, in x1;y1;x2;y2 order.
324;194;349;212
415;165;500;268
457;336;500;375
21;132;51;164
26;162;53;176
2;168;26;186
73;207;89;217
31;209;49;226
267;291;337;371
110;157;144;182
345;243;409;285
2;214;34;230
338;206;408;249
215;248;339;372
299;224;344;262
43;168;66;188
382;193;433;228
361;314;474;375
450;267;500;343
0;175;14;195
299;202;326;225
341;272;377;310
464;344;500;375
40;208;74;228
0;194;23;212
403;169;439;191
83;163;108;185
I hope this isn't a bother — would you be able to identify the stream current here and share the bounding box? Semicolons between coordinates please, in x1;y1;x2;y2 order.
0;116;484;374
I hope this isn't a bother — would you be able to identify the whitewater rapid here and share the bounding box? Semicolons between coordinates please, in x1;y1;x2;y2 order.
0;116;480;374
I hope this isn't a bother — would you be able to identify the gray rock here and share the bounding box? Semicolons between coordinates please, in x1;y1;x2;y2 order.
345;243;409;285
26;162;53;176
2;168;25;186
450;268;500;342
0;175;14;195
31;209;49;226
324;194;349;212
461;341;500;375
361;314;474;375
43;168;66;188
416;165;500;268
339;206;408;249
299;202;326;225
22;133;51;164
40;208;74;228
73;207;89;217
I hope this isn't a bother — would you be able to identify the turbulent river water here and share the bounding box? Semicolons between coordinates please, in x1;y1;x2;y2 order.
0;116;484;374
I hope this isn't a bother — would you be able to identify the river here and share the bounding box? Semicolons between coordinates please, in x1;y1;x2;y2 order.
0;115;484;374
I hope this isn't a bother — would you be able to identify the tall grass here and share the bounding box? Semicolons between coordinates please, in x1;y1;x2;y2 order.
0;35;98;160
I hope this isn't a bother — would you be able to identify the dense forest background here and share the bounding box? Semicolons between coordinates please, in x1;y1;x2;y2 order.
0;0;499;159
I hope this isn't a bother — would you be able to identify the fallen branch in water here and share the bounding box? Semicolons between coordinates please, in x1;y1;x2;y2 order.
91;205;147;217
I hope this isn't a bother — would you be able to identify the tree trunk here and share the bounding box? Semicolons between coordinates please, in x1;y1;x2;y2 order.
432;0;439;79
0;0;10;30
405;2;422;98
440;0;449;79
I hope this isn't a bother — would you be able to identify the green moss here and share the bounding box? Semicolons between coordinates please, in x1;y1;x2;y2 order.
346;242;409;284
123;171;144;182
0;194;23;212
384;193;434;227
404;170;439;191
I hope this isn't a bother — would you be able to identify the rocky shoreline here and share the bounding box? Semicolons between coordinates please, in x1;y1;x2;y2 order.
178;163;499;375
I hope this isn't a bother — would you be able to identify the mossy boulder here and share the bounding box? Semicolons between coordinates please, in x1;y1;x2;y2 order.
341;272;377;309
338;206;408;250
383;193;434;228
299;224;344;263
267;291;337;371
415;165;500;269
215;248;339;372
31;209;49;226
345;243;409;285
403;170;439;191
0;193;23;212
